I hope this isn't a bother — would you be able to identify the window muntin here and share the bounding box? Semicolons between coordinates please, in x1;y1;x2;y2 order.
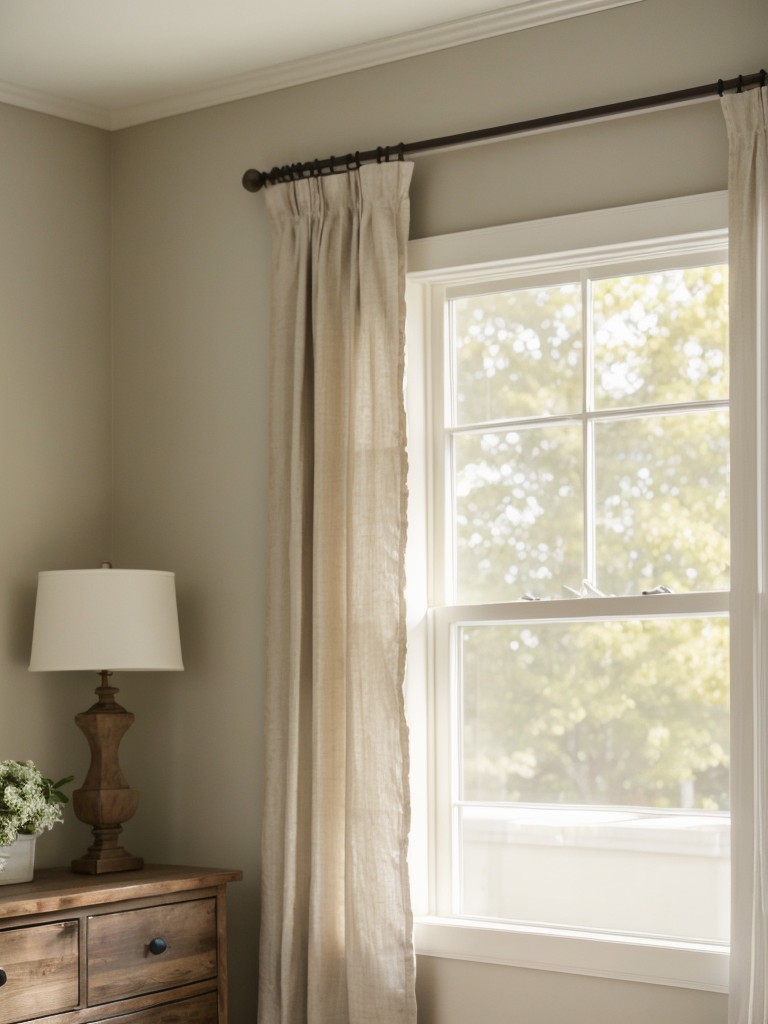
433;253;730;950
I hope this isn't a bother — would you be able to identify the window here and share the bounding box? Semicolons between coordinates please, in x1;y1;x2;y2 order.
405;194;731;991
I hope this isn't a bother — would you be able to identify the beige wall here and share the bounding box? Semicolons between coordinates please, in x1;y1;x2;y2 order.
414;956;727;1024
0;103;112;866
109;0;764;1020
3;0;766;1020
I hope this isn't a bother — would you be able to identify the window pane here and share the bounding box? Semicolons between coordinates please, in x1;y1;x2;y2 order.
594;411;729;596
452;283;582;425
457;617;730;939
592;266;728;410
454;426;582;603
460;618;729;810
458;805;729;941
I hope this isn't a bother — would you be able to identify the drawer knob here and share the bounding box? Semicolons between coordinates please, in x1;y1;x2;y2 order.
0;968;6;987
148;937;168;956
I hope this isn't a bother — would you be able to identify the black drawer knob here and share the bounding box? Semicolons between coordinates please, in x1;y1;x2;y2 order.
0;968;7;987
148;937;168;955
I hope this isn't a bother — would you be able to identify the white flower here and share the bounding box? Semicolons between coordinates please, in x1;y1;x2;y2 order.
0;760;72;847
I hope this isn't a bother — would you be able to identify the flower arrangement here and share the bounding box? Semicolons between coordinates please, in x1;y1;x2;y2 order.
0;760;73;848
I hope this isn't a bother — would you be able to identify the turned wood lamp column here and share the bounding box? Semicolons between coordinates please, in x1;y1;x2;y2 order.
70;670;142;873
29;565;183;875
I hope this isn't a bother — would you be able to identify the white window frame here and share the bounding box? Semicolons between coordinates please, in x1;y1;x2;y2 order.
405;191;731;992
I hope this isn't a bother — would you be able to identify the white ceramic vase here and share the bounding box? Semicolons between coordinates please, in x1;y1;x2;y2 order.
0;833;37;885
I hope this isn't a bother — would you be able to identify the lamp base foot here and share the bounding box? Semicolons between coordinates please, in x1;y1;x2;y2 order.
71;823;144;875
72;851;144;875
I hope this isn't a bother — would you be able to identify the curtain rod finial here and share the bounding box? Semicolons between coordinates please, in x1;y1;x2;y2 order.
242;168;267;192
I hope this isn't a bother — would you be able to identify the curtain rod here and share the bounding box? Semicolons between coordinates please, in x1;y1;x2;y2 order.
242;69;766;193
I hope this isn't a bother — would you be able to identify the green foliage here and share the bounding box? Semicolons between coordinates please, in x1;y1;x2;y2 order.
461;618;729;809
40;774;74;806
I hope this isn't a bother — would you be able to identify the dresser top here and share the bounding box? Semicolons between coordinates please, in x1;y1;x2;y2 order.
0;864;242;918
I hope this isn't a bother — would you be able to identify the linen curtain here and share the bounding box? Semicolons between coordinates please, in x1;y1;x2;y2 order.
258;162;417;1024
722;87;768;1024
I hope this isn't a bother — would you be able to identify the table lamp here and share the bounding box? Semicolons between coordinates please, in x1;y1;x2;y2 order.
29;565;183;875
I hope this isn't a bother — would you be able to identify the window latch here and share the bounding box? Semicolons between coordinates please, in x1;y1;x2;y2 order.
563;580;606;598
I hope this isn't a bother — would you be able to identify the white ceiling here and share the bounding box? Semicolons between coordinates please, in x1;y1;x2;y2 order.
0;0;641;129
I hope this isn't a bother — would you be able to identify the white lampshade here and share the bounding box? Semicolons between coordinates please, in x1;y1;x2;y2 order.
29;568;184;672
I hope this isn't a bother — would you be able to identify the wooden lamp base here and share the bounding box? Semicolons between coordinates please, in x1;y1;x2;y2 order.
71;672;143;875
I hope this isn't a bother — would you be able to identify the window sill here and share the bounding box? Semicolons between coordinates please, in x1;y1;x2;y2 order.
413;917;728;993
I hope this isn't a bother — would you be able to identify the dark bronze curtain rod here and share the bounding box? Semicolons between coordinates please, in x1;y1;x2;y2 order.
242;69;766;193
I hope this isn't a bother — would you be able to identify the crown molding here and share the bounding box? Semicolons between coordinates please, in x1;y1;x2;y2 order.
0;0;644;131
111;0;643;129
0;79;110;129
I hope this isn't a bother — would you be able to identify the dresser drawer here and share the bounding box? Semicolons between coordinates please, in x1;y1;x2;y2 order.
87;898;217;1004
0;920;79;1024
93;992;218;1023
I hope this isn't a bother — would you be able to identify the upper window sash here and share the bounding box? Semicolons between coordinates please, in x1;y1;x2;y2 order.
430;246;728;608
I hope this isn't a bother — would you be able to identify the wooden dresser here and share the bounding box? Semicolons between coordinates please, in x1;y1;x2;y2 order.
0;865;242;1024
